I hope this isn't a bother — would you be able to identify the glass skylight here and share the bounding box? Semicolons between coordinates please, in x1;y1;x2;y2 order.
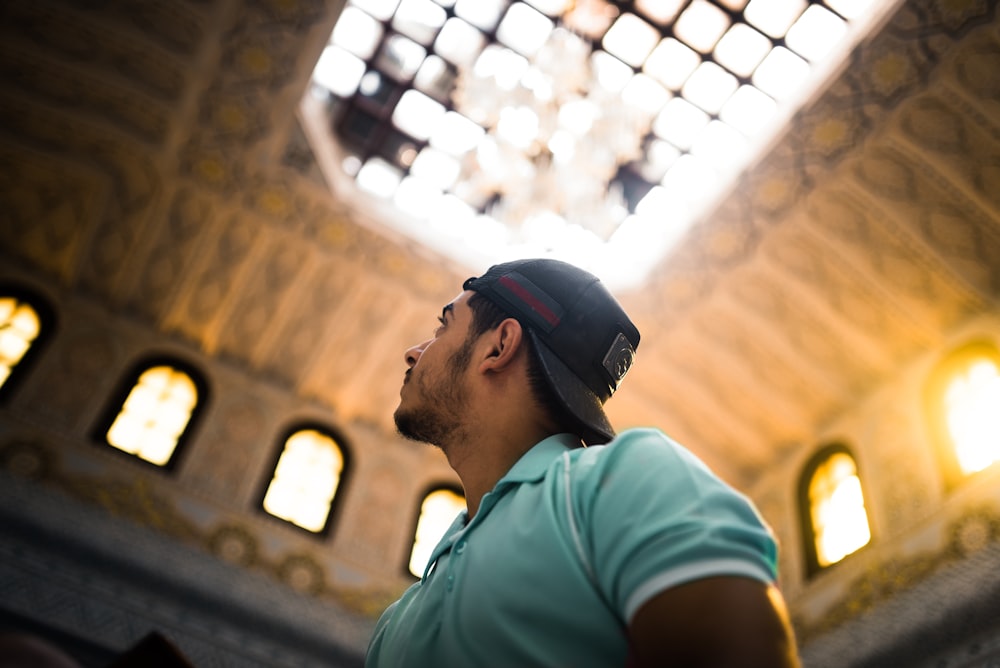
305;0;892;288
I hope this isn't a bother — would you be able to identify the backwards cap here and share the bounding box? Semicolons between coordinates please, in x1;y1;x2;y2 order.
463;259;639;445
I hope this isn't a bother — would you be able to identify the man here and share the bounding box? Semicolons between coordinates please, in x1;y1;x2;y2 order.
367;259;800;667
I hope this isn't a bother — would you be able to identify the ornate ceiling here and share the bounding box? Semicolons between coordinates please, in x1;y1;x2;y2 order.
1;0;999;487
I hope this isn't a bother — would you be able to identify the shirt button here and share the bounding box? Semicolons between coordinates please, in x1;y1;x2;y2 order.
455;541;466;555
447;574;455;591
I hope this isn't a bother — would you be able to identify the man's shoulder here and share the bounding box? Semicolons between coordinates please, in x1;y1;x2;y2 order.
562;427;729;499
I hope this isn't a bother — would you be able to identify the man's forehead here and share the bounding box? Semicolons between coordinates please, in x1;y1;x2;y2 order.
442;290;474;316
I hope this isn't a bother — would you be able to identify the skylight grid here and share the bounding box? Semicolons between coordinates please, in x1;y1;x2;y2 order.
311;0;866;287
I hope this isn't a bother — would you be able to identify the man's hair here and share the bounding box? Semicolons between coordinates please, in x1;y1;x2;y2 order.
466;292;581;438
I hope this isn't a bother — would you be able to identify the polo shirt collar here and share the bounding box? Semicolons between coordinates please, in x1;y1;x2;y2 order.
421;433;580;581
495;433;580;486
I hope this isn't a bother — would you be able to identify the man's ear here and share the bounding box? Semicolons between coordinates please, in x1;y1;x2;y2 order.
479;318;524;373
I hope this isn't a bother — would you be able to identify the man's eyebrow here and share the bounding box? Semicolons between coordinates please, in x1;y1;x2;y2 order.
440;304;455;322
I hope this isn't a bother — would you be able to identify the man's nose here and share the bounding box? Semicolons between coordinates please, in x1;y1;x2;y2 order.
404;340;429;367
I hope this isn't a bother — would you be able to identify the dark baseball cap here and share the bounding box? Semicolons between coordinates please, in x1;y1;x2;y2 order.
463;259;640;445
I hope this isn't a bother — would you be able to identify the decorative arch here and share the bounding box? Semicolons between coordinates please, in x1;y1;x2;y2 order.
261;424;351;535
95;356;209;469
925;340;1000;489
798;442;872;577
407;484;466;578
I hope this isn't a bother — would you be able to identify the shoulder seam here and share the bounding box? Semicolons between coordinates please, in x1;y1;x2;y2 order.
562;451;596;582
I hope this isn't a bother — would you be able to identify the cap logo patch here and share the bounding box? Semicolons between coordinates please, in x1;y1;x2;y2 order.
602;332;635;389
495;273;563;332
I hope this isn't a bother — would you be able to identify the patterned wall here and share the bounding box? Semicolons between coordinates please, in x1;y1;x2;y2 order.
2;0;1000;665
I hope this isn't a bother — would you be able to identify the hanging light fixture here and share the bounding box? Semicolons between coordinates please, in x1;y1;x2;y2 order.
450;17;653;241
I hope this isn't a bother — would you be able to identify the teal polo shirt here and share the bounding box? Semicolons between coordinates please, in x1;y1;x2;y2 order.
365;428;778;667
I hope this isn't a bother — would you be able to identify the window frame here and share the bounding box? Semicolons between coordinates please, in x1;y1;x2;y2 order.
0;285;56;402
797;441;872;578
257;422;353;538
404;482;466;579
924;339;1000;490
92;355;209;471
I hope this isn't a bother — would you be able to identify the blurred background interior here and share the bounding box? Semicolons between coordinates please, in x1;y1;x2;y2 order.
1;0;999;665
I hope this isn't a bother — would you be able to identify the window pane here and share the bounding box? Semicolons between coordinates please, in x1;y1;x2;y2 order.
0;298;41;391
714;24;772;78
409;488;466;576
563;0;619;39
376;34;427;81
430;111;486;155
674;0;731;54
744;0;808;38
263;429;345;532
496;3;553;56
414;55;456;102
824;0;875;20
752;46;810;100
393;89;445;140
682;61;738;114
809;452;871;567
393;0;448;45
524;0;573;15
785;4;847;61
411;147;462;189
352;0;402;21
357;157;404;197
395;175;443;217
602;13;660;67
637;0;687;24
106;365;198;466
435;17;487;66
644;38;701;91
652;97;710;149
691;119;748;170
945;359;1000;475
313;46;366;98
331;6;384;59
455;0;507;31
106;413;144;454
720;84;776;136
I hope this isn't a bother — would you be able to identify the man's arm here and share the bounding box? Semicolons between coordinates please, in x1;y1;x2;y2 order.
628;576;800;668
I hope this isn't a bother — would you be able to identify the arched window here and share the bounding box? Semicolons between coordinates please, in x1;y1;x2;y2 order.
799;444;871;576
926;341;1000;487
100;360;206;467
262;427;348;533
408;486;466;577
0;290;52;398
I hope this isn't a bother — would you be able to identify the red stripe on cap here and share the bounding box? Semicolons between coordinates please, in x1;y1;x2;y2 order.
498;275;561;328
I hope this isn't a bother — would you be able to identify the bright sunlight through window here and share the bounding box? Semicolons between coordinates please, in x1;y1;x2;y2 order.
263;429;345;533
106;365;198;466
409;488;466;577
809;451;871;567
306;0;892;289
0;297;40;391
944;358;1000;475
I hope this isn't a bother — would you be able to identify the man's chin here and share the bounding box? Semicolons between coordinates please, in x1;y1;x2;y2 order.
393;409;425;443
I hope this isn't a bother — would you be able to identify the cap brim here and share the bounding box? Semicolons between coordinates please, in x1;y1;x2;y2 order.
526;329;616;446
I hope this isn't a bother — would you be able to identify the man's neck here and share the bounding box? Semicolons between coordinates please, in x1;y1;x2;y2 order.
443;426;552;518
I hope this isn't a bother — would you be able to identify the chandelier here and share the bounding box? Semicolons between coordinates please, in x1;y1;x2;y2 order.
450;25;654;242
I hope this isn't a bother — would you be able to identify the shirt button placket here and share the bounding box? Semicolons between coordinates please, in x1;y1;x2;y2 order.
445;540;466;592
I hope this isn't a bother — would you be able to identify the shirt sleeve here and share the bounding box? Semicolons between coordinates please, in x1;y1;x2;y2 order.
570;428;779;624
